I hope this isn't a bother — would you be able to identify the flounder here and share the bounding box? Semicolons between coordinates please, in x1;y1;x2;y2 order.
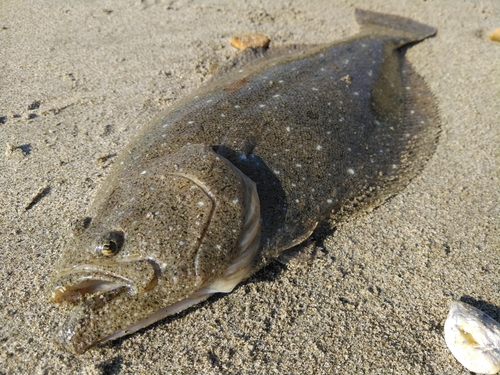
48;9;439;354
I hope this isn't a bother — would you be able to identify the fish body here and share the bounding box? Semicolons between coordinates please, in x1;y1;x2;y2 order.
49;9;439;354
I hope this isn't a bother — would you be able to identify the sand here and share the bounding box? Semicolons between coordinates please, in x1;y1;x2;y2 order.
1;0;499;374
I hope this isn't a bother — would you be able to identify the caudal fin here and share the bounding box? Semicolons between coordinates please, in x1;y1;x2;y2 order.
355;8;436;46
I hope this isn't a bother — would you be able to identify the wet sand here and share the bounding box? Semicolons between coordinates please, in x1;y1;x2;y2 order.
1;0;499;373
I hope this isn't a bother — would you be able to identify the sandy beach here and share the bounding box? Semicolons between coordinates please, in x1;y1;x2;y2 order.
1;0;499;373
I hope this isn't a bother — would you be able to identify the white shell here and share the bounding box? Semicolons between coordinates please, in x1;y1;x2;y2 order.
444;301;500;374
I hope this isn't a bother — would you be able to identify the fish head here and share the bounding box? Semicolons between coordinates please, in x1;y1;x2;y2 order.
48;144;261;353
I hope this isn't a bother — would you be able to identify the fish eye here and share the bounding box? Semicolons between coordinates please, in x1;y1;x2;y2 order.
96;231;124;256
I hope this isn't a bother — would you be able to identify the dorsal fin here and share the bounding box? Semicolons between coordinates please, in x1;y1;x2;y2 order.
211;44;317;82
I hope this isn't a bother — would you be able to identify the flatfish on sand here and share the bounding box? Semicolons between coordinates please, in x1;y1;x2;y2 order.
48;9;439;354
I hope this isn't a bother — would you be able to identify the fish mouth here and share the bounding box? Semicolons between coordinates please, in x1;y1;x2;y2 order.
49;259;158;303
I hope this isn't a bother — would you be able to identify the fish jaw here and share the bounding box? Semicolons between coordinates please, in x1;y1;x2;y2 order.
55;283;215;354
49;259;158;303
49;259;160;354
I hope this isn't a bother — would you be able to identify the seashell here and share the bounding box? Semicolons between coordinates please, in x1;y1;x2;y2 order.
444;301;500;374
490;28;500;42
230;33;270;50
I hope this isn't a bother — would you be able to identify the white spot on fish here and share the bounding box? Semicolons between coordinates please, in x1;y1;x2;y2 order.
259;104;266;108
232;199;239;204
197;201;205;206
327;199;333;204
220;113;226;118
140;170;147;175
296;164;302;168
316;145;323;150
286;127;291;132
347;168;355;175
312;87;319;91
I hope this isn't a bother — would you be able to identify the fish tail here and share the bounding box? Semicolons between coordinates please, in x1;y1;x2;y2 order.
355;8;436;46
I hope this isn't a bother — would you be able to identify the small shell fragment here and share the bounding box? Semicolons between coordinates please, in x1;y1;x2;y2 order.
444;301;500;374
230;33;270;50
491;28;500;42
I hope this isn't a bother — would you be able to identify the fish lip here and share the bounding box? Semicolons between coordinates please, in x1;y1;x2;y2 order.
49;259;159;302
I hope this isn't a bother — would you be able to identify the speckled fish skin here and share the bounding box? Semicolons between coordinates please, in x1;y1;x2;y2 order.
48;9;439;354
